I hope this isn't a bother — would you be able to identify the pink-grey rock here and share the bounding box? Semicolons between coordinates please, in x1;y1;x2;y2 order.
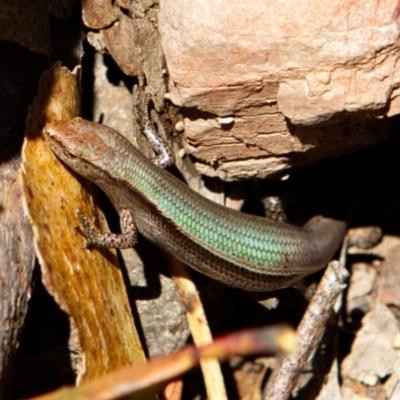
159;0;400;180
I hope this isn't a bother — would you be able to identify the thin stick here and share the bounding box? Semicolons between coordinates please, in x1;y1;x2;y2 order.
167;256;228;400
265;253;349;400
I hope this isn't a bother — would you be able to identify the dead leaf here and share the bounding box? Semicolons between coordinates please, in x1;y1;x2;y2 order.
19;63;146;386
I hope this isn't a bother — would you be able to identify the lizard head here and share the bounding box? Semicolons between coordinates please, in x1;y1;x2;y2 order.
43;118;124;182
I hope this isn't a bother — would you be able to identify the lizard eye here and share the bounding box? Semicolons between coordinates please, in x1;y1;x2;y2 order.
64;149;78;159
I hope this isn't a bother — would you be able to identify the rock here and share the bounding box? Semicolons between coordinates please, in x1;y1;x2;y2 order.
159;0;399;180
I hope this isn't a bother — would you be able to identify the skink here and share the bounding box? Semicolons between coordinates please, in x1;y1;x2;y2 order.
43;118;347;292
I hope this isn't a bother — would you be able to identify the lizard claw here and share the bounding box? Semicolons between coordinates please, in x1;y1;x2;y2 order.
75;209;97;248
